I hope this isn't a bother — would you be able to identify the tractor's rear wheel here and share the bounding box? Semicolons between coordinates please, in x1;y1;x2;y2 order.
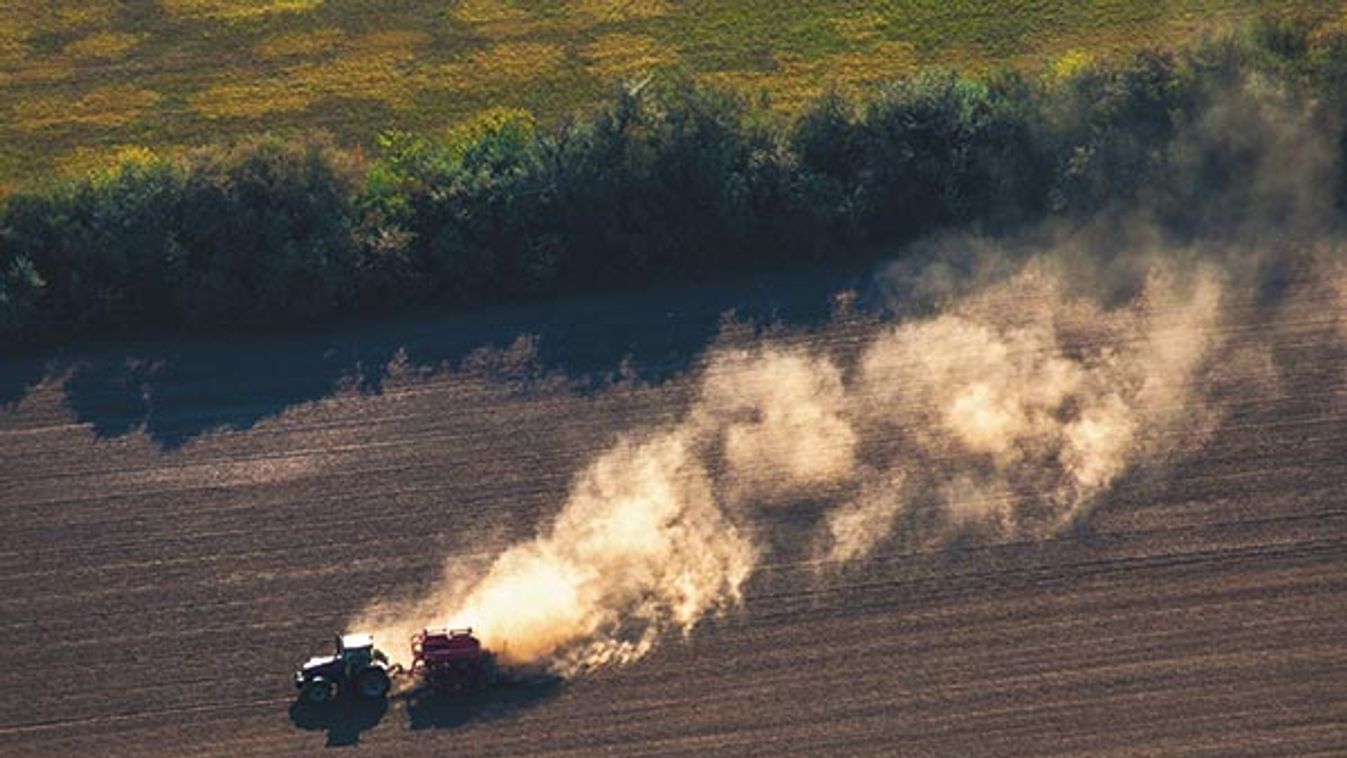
301;679;335;704
469;655;498;690
471;661;496;690
356;668;391;698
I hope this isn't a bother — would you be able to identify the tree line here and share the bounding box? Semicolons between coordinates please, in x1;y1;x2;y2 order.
4;18;1346;349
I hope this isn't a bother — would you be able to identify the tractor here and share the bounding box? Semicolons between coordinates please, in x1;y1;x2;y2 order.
293;628;496;702
293;633;394;703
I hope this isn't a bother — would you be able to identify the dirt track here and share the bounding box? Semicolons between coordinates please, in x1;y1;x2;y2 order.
2;269;1346;756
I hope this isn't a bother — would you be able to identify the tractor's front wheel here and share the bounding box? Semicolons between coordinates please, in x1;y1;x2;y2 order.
356;668;391;698
301;678;335;704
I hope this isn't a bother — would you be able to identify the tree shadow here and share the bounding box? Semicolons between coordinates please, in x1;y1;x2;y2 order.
0;355;46;410
4;263;870;449
289;695;390;748
399;675;565;731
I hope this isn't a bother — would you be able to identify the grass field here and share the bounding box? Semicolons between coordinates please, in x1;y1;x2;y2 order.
1;0;1342;191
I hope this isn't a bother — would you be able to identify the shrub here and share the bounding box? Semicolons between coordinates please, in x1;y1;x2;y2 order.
171;138;363;326
0;154;185;338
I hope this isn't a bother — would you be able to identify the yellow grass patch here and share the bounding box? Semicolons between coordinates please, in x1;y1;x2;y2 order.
286;30;432;109
568;0;674;24
159;0;323;22
825;39;919;93
55;144;161;181
254;28;346;59
198;30;433;117
345;30;432;54
1000;7;1245;74
17;86;161;130
451;0;571;40
54;3;119;29
0;1;120;66
584;33;675;81
451;0;668;41
832;10;891;44
289;52;427;109
1308;9;1347;47
700;55;818;112
700;38;920;112
452;0;529;25
64;31;143;61
3;60;76;86
0;1;120;34
191;78;314;119
1050;50;1096;82
470;41;567;82
438;40;567;90
0;19;26;67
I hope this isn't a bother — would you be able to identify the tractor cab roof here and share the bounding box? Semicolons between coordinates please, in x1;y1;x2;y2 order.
339;633;375;651
302;654;339;671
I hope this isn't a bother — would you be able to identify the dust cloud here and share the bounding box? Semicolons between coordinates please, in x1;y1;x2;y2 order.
823;259;1227;562
353;431;757;673
350;247;1291;675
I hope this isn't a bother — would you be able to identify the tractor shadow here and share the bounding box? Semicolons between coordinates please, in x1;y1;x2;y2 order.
398;676;565;731
288;694;390;748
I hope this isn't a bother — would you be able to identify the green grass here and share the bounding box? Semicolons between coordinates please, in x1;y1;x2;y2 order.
0;0;1341;191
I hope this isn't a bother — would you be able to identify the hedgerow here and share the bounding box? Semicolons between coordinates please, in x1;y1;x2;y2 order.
3;19;1344;348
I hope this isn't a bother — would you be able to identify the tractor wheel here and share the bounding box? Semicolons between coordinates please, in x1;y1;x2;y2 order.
472;656;499;689
356;668;391;698
301;678;335;704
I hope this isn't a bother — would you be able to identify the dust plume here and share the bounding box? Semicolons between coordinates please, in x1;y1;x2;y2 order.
354;430;758;673
693;346;858;506
351;253;1252;674
352;345;856;674
443;431;757;672
823;259;1227;562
